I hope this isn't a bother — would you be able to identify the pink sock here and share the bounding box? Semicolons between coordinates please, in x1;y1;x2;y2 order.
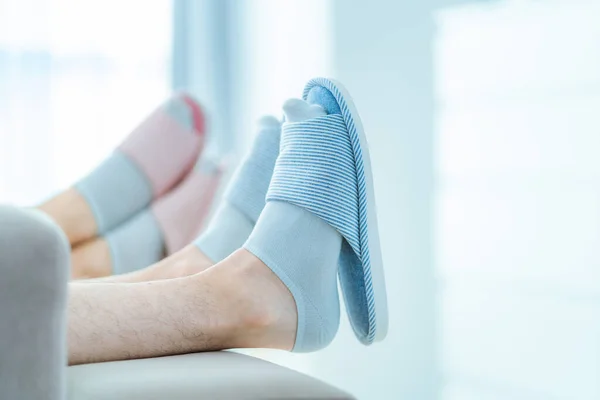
151;160;225;255
118;93;206;198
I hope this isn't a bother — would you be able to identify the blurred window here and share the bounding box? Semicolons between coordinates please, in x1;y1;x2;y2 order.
0;0;172;203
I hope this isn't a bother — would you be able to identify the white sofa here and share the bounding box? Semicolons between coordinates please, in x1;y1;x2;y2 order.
68;352;353;399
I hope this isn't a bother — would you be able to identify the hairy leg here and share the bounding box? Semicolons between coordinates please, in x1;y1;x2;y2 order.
38;188;97;246
68;249;297;365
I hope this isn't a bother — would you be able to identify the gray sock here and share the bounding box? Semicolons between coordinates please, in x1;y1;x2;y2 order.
194;116;281;262
0;206;69;400
105;210;164;275
244;201;341;352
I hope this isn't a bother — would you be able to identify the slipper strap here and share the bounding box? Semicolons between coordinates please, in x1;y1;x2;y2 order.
267;114;361;259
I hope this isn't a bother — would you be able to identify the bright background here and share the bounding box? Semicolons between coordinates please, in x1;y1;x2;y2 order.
1;0;599;399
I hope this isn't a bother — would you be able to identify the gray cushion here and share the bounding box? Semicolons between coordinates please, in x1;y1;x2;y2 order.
68;352;353;400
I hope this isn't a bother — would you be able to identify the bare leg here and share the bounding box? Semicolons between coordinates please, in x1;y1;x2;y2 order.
81;244;213;283
38;188;97;246
68;249;297;365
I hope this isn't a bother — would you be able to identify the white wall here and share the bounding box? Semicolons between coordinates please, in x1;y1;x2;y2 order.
436;1;600;399
225;0;334;154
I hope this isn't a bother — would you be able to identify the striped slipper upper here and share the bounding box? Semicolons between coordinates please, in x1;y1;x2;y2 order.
267;78;388;345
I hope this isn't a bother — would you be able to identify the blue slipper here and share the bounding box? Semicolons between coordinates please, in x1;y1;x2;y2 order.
269;78;388;345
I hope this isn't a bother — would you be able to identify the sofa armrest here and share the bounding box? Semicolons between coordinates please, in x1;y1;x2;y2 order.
68;352;353;400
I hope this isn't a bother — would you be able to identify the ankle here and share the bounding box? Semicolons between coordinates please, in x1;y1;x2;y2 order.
210;249;298;350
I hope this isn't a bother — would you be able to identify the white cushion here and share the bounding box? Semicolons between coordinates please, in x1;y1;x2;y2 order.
68;351;353;399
